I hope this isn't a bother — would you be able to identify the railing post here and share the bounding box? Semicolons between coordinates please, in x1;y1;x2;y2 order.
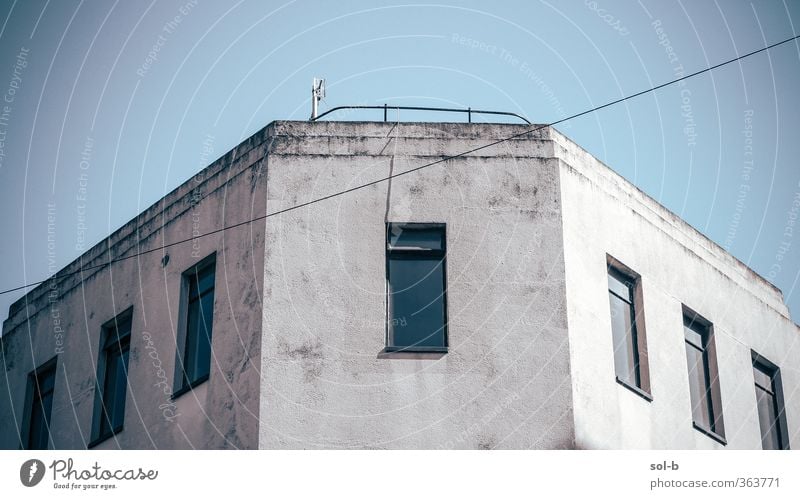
384;104;387;122
468;107;471;123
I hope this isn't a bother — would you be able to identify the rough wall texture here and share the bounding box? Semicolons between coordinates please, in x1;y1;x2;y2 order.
259;122;574;449
5;118;793;451
0;127;268;449
554;128;800;449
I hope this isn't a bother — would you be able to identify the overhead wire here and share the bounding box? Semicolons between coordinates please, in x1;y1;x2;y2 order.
1;34;798;297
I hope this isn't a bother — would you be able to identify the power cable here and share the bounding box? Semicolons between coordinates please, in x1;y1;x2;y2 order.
1;34;798;297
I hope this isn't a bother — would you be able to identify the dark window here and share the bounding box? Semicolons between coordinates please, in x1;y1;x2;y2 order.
24;358;57;450
683;311;725;442
178;256;216;390
92;310;132;445
386;223;447;352
752;353;789;450
606;259;650;399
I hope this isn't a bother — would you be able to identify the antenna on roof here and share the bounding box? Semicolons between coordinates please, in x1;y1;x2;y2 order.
310;78;325;120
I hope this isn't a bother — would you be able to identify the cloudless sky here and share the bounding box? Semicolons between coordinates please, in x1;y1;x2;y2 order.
0;0;798;324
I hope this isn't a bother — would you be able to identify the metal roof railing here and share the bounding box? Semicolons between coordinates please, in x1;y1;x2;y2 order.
309;104;531;124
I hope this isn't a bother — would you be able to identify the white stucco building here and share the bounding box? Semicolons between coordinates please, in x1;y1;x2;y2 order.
1;120;797;449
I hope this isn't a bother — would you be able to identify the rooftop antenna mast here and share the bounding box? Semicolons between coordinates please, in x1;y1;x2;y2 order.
310;78;325;120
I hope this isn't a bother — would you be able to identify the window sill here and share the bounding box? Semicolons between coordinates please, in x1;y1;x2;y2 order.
88;426;123;449
384;346;448;353
692;422;727;445
171;374;209;400
379;347;447;359
615;376;653;402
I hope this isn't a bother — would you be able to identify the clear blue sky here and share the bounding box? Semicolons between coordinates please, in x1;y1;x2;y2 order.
0;0;798;324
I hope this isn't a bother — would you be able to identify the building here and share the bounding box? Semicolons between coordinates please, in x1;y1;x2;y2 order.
1;120;797;449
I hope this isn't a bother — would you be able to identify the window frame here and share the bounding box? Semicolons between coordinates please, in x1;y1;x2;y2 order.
751;351;790;450
89;307;133;448
682;307;726;445
173;253;217;398
21;356;58;450
384;223;449;353
606;256;651;401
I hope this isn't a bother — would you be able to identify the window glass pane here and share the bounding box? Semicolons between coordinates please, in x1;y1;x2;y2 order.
29;400;46;449
684;323;704;349
187;265;215;299
118;316;132;336
388;227;443;251
41;387;54;422
184;288;214;384
103;317;131;348
753;365;773;393
756;386;781;450
189;277;199;299
685;343;712;429
607;271;631;301
111;348;129;430
27;368;54;451
198;266;216;295
195;291;214;380
101;341;129;436
388;256;446;348
185;298;201;382
28;382;54;450
100;349;118;436
608;292;638;385
39;370;55;393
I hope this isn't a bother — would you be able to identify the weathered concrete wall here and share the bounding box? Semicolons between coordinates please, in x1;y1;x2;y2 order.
0;127;268;449
259;122;574;449
554;128;800;449
8;117;789;451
